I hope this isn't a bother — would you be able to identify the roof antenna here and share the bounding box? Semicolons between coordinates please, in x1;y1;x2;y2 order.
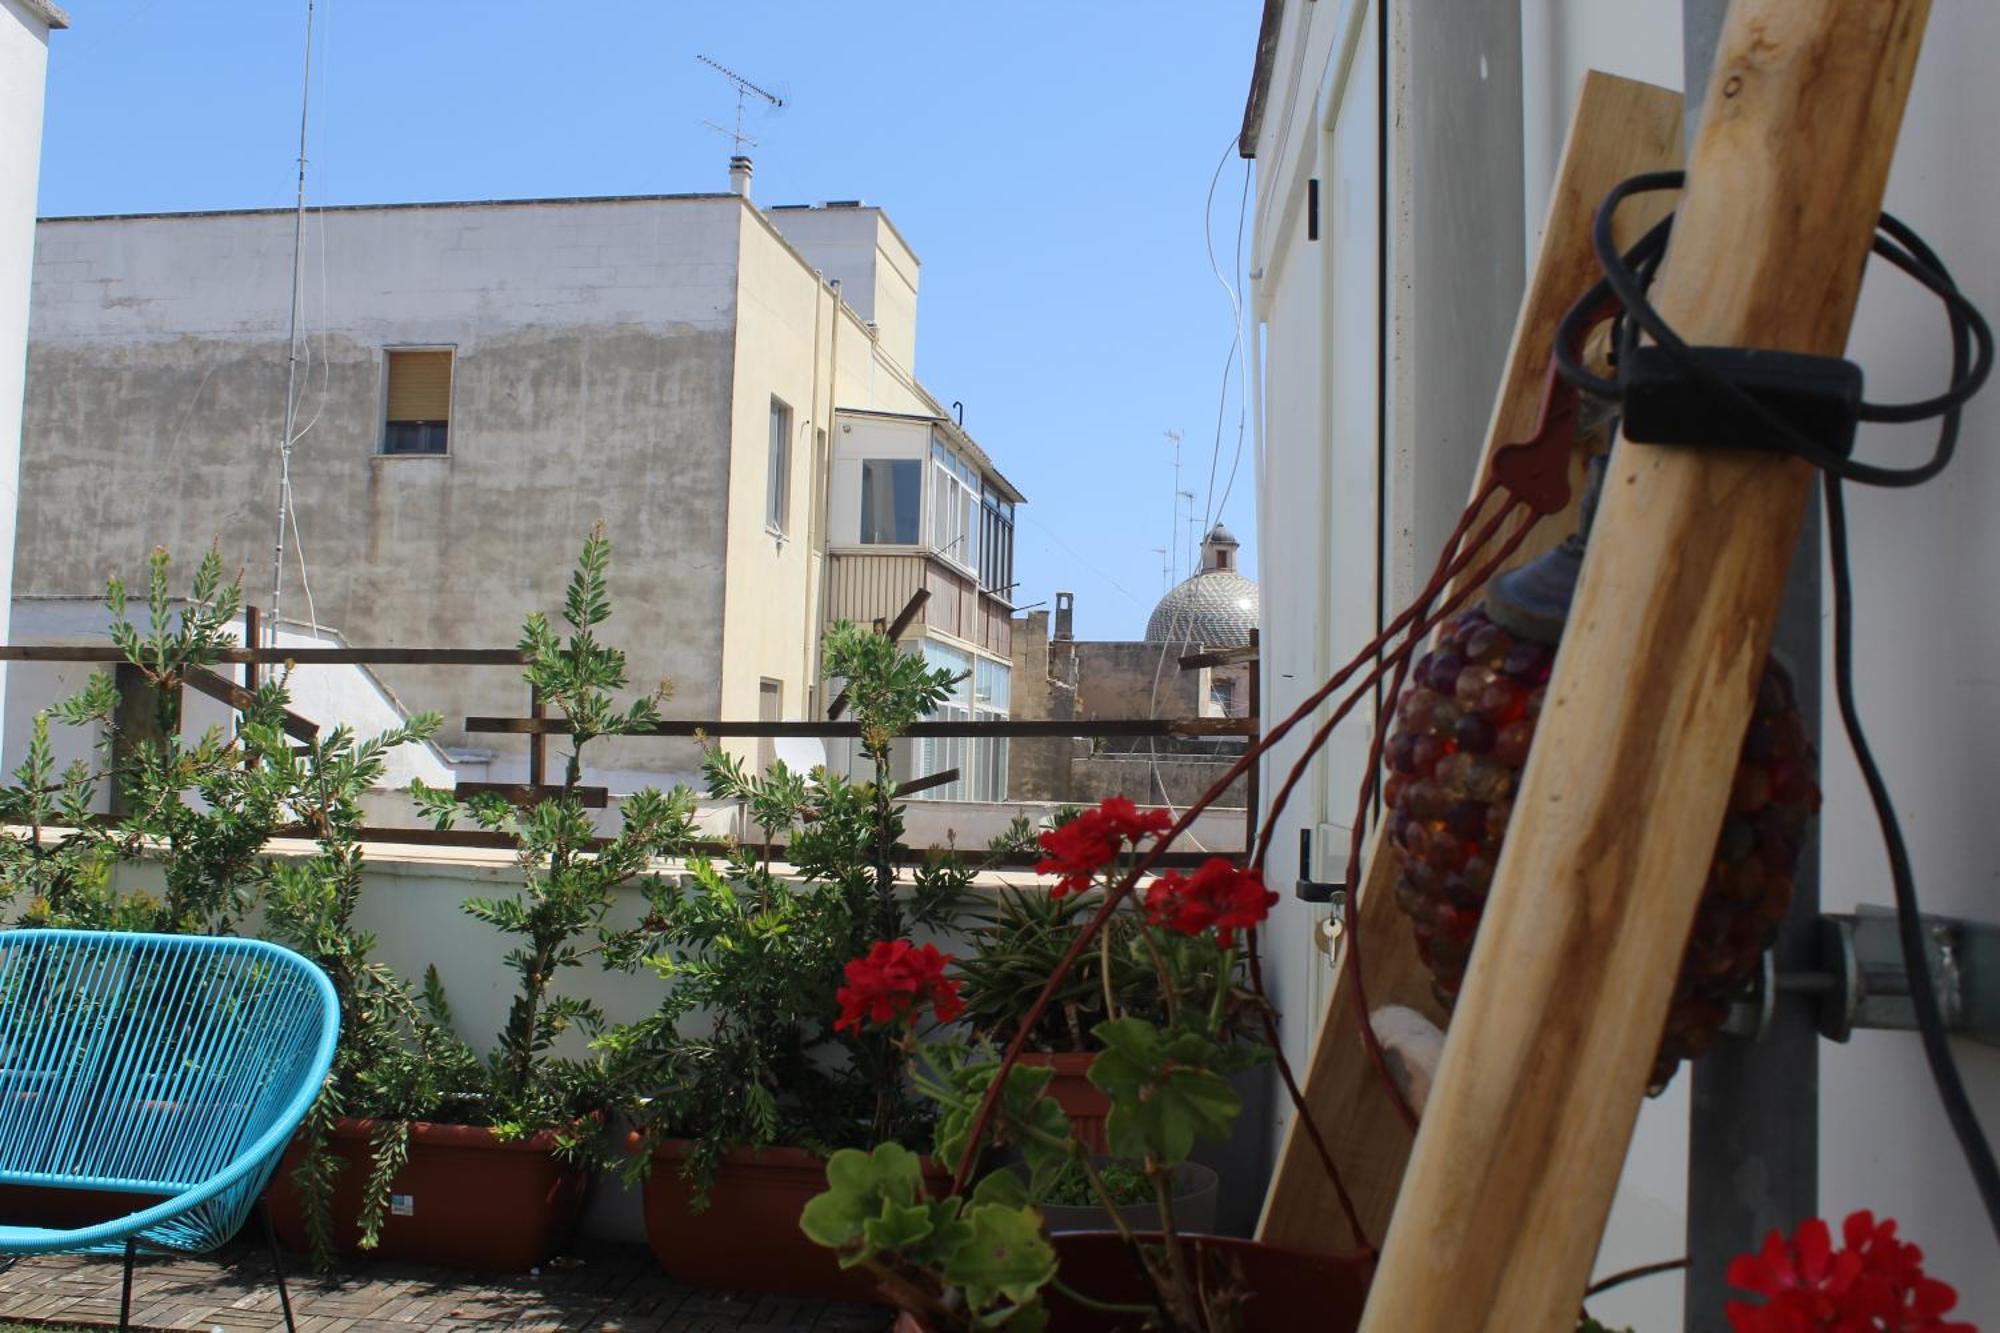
698;54;784;198
268;0;316;646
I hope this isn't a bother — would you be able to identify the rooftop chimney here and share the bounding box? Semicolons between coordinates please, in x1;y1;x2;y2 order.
728;155;754;199
1054;592;1075;642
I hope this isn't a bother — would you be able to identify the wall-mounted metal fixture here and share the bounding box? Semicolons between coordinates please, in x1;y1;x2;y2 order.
1723;906;2000;1046
1295;826;1346;904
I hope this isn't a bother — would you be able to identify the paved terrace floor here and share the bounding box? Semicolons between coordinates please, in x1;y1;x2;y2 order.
0;1243;892;1332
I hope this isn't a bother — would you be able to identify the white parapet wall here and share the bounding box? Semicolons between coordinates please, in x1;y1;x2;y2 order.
0;0;65;765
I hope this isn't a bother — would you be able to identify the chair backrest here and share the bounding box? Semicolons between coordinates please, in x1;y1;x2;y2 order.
0;930;338;1194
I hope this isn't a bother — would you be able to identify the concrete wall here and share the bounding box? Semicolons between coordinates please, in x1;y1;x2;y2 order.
0;0;61;764
1006;616;1248;818
21;196;751;782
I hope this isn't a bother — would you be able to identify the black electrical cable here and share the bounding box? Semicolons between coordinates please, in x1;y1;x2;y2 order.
1553;170;2000;1244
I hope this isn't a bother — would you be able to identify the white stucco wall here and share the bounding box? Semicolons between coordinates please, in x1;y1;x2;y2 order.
0;0;60;766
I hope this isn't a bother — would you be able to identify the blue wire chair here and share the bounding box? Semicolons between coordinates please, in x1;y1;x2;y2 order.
0;930;338;1331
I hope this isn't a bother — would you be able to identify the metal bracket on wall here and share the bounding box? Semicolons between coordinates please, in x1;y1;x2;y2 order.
1723;906;2000;1046
1294;826;1347;904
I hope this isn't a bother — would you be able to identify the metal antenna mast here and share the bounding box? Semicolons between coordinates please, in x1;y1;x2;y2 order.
697;54;783;153
1163;429;1185;584
268;0;315;646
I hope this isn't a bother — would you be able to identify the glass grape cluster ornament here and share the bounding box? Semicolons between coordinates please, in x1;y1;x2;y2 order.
1384;464;1820;1091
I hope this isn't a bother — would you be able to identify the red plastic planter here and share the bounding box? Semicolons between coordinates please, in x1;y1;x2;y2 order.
266;1118;588;1271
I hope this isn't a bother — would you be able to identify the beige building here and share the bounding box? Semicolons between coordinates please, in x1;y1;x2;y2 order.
15;176;1022;792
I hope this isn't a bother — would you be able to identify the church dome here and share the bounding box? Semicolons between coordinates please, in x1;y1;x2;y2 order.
1145;524;1259;646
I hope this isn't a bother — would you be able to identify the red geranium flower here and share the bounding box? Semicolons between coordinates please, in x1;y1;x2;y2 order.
1142;858;1276;947
1726;1212;1971;1333
1035;797;1175;896
833;939;965;1034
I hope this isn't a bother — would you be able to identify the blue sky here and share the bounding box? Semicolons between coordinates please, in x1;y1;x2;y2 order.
35;2;1263;642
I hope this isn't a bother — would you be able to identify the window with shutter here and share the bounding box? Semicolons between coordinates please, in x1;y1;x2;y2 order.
382;349;453;455
767;398;793;535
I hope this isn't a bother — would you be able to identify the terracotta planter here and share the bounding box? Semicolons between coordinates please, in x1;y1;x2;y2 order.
639;1137;952;1302
266;1118;588;1271
1018;1051;1110;1152
890;1234;1369;1332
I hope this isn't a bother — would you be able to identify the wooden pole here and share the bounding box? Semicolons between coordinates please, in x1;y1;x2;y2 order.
1258;70;1685;1250
1359;4;1930;1328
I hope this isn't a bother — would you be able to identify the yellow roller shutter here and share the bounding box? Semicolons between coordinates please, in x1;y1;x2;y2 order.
386;349;452;422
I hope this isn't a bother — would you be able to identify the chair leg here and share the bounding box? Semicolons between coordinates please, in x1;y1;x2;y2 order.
118;1237;135;1333
256;1198;297;1333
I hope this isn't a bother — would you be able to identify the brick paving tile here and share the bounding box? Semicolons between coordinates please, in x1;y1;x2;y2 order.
0;1242;895;1331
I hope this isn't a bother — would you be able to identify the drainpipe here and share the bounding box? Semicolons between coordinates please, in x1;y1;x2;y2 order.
802;273;826;706
809;279;843;711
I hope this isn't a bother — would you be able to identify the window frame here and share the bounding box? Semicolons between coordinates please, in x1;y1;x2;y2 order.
767;396;794;537
929;439;981;575
978;484;1016;597
378;346;456;458
858;457;924;546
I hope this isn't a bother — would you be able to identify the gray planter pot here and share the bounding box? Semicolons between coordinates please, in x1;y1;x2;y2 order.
1036;1159;1220;1235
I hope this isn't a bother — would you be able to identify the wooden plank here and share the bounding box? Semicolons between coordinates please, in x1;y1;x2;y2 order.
1360;6;1930;1329
184;666;320;742
0;646;529;666
1258;71;1685;1253
322;825;1230;870
1178;644;1260;670
827;587;932;720
454;782;610;810
898;767;962;798
462;716;1257;739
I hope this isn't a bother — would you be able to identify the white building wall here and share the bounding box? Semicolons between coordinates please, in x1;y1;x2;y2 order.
0;0;62;764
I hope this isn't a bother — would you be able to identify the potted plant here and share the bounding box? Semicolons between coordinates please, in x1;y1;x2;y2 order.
1033;1157;1218;1236
801;794;1364;1332
254;708;450;1272
1577;1210;1972;1333
0;549;291;935
269;528;700;1271
955;874;1165;1153
600;621;974;1299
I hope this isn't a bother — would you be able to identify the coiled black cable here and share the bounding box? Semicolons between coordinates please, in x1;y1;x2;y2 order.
1553;169;2000;1242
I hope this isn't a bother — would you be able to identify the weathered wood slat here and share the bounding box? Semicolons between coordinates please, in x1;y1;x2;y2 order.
462;717;1257;739
453;782;611;810
1258;70;1686;1253
1361;5;1931;1328
0;646;530;665
184;666;321;742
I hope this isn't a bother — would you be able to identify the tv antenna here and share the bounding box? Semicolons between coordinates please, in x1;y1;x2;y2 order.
698;54;784;154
